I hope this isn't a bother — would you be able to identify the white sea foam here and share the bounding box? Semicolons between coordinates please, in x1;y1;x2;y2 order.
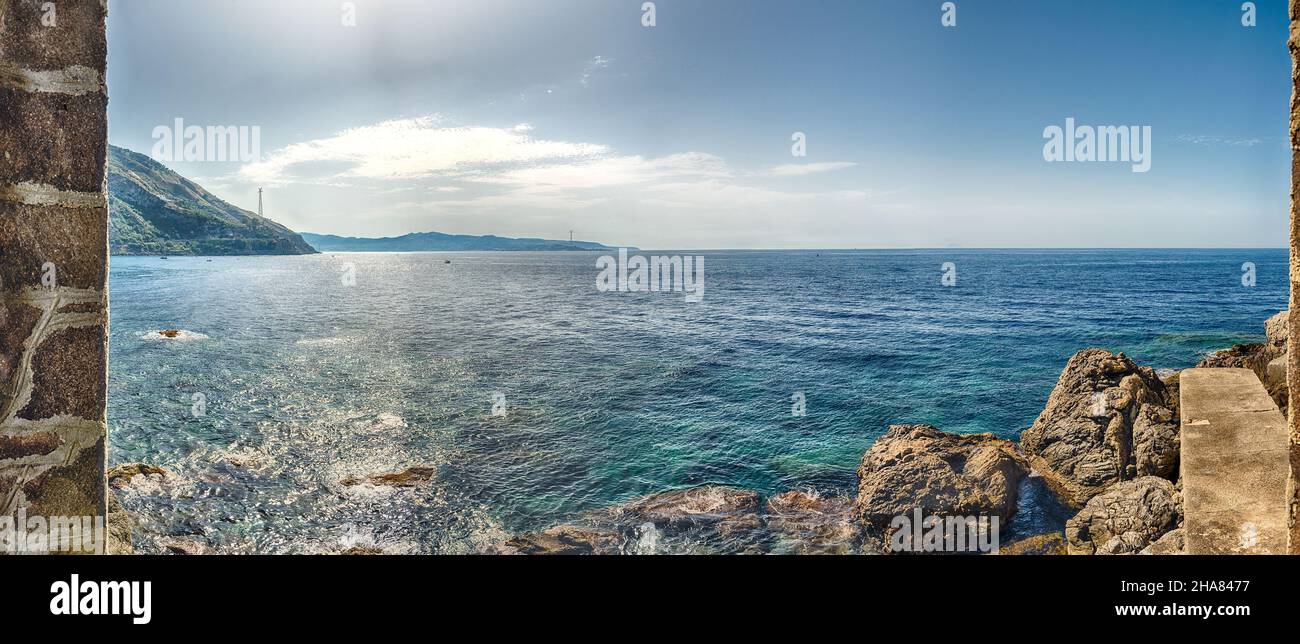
351;412;407;435
138;329;209;342
295;337;351;346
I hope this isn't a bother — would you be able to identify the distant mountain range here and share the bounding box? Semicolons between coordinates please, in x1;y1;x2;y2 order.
298;231;621;252
107;144;622;255
108;145;316;256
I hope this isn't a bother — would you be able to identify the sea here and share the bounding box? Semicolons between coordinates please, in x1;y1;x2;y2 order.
106;248;1288;553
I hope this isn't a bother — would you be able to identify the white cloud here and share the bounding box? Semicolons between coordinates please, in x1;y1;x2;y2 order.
238;115;607;184
233;113;876;224
470;152;730;190
767;161;858;176
1175;134;1263;147
642;180;871;209
580;56;612;86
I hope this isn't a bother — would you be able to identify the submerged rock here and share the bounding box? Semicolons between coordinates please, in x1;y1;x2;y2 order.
157;536;213;555
108;462;174;491
854;424;1028;549
1064;477;1181;555
140;329;208;341
765;491;858;554
615;486;761;526
1019;350;1177;507
502;486;768;555
504;525;622;555
340;466;436;488
339;546;385;555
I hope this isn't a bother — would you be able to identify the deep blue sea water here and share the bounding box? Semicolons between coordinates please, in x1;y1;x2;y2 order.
106;249;1288;553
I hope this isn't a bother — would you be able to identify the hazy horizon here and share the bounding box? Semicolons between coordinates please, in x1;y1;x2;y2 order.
107;0;1291;249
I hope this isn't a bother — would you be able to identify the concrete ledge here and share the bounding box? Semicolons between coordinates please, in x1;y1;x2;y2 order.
1180;368;1290;554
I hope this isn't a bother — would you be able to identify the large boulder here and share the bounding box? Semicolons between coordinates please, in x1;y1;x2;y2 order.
1064;477;1181;555
1131;404;1179;480
1019;350;1177;507
854;424;1028;549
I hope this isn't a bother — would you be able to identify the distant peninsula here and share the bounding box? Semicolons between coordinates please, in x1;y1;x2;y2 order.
298;231;623;252
108;145;316;256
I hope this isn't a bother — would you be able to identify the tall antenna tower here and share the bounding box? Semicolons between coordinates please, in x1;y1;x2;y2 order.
569;230;573;243
258;188;263;217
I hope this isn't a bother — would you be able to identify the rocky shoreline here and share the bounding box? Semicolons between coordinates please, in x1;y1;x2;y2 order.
108;310;1287;555
497;309;1288;555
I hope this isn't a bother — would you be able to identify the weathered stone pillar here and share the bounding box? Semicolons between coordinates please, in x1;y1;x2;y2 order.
1290;0;1300;554
0;0;108;553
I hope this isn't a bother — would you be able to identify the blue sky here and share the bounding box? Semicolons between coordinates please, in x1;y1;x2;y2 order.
106;0;1291;248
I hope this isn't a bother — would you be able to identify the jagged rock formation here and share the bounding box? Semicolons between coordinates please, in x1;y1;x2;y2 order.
1019;350;1179;507
1064;477;1181;555
854;424;1028;548
108;145;316;256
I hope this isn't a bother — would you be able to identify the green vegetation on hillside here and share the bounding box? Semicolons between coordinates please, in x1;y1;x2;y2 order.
108;145;317;256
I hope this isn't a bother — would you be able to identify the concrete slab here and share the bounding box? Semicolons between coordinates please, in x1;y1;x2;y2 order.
1179;368;1290;554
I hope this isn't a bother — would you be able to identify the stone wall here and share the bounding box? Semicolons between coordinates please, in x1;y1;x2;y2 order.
0;0;108;552
1291;0;1300;554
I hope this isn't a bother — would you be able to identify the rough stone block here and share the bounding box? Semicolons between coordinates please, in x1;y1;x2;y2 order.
18;324;106;421
0;86;107;191
22;436;106;523
0;430;61;459
0;0;107;71
0;298;41;407
0;201;108;290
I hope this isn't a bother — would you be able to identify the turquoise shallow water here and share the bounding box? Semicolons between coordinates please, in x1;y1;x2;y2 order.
106;249;1288;552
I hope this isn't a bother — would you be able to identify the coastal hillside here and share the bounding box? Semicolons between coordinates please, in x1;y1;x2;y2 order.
108;145;317;256
299;231;620;252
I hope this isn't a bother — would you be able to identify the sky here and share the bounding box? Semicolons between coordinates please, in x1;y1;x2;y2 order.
106;0;1292;249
